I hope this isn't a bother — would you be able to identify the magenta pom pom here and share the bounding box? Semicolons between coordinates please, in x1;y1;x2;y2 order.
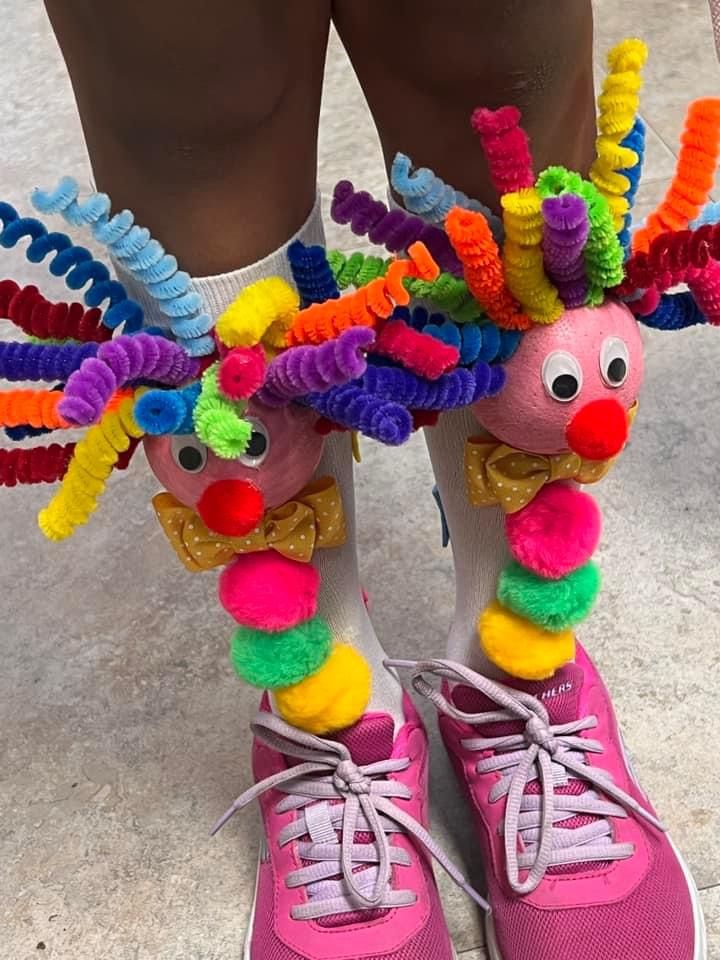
218;346;266;400
505;482;602;579
218;552;320;631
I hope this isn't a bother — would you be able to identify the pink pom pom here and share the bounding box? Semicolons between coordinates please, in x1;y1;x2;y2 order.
218;552;320;630
218;346;266;400
505;482;602;579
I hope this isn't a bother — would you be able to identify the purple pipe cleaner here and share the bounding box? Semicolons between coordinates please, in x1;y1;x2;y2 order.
305;383;412;446
331;181;462;276
258;327;375;407
0;340;98;382
59;333;198;425
361;361;503;410
541;193;590;309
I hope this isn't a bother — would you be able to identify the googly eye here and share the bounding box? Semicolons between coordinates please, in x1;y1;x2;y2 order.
542;351;583;403
600;336;630;388
170;435;208;474
239;419;270;468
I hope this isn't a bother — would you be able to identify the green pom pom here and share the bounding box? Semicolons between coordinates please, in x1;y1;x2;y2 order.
497;561;601;632
230;617;332;688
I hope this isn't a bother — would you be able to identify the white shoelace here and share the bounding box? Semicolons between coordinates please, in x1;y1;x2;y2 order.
387;658;665;895
212;712;489;919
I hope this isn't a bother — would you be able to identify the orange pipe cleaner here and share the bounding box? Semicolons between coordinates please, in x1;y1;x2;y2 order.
286;243;438;346
445;207;532;330
0;389;68;429
633;99;720;252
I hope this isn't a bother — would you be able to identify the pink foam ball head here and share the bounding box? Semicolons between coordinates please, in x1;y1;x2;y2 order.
143;398;324;514
473;300;644;458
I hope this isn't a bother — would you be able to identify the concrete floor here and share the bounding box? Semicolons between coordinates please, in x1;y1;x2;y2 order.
2;1;720;958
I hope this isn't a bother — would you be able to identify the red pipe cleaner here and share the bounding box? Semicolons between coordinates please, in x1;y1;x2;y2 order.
371;320;460;380
471;106;535;197
0;443;75;486
0;280;111;342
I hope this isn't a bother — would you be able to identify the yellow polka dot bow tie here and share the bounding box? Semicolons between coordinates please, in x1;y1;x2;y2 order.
464;403;637;515
152;475;346;572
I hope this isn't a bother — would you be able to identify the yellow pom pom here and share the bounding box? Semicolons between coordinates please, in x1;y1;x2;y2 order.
275;644;371;735
216;277;299;349
478;601;575;681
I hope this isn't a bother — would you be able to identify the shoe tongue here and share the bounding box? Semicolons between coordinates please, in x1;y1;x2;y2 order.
332;712;396;765
452;663;584;728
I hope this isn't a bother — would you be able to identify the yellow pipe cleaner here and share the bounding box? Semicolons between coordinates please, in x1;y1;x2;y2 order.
501;188;564;324
38;391;145;541
589;38;648;231
215;277;299;352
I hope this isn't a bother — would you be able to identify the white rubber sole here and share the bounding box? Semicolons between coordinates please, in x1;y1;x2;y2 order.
483;836;707;960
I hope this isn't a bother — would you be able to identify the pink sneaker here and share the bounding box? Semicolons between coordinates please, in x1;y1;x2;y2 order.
213;694;486;959
393;648;706;960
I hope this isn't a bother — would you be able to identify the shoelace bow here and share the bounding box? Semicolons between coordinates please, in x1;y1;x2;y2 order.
387;658;665;896
212;712;489;919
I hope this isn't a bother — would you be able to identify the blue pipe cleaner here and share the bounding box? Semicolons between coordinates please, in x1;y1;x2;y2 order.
287;241;340;307
690;201;720;228
396;304;519;365
0;201;143;333
391;153;504;242
5;424;52;440
638;292;707;330
31;178;213;356
305;384;413;446
617;118;646;254
0;340;97;382
134;382;201;435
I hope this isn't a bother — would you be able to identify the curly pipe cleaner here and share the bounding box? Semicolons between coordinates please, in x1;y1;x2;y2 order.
589;38;647;231
391;153;501;232
633;99;720;252
257;327;374;407
619;223;720;296
396;306;521;365
537;167;624;304
31;178;214;356
38;392;144;541
193;363;251;459
0;202;143;334
0;443;75;487
0;280;110;343
304;384;413;446
327;250;483;324
688;259;720;325
541;193;590;309
471;106;535;197
691;201;720;228
287;243;439;346
0;341;98;382
0;389;68;429
58;333;197;426
216;277;299;351
637;291;708;330
371;319;459;379
502;188;564;324
444;207;531;330
362;361;504;410
287;241;340;306
134;382;201;435
331;181;461;275
617;118;647;253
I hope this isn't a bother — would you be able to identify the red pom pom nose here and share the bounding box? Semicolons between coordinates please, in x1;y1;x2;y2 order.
196;479;265;536
566;398;629;461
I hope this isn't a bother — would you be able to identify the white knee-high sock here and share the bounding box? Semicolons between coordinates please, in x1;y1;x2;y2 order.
424;409;508;675
120;195;404;725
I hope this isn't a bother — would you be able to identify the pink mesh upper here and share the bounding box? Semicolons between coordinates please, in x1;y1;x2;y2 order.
490;832;695;960
250;858;453;960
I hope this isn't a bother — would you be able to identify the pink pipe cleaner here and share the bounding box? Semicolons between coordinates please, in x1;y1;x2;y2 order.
471;106;535;196
257;327;375;407
541;193;590;309
331;181;462;276
59;333;198;425
688;258;720;325
371;319;460;380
